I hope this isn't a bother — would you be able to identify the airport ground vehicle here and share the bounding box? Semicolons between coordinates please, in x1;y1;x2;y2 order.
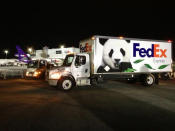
48;36;172;90
25;60;48;79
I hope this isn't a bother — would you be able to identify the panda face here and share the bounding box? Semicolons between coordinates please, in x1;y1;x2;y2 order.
105;48;126;69
102;39;130;69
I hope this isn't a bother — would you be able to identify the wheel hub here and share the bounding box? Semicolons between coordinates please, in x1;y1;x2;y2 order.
147;76;154;85
62;80;72;90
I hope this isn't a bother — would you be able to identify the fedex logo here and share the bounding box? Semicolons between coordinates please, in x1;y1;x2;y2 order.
133;43;167;58
80;43;92;53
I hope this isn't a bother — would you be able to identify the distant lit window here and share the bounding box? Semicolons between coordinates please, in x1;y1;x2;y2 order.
56;50;62;54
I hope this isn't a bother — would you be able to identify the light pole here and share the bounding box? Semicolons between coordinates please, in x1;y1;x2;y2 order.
4;50;8;59
60;45;64;49
28;48;33;54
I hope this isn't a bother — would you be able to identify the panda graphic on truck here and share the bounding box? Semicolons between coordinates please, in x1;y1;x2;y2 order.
96;38;132;72
93;37;171;73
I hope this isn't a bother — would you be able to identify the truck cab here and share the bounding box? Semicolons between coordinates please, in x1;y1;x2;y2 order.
48;53;90;90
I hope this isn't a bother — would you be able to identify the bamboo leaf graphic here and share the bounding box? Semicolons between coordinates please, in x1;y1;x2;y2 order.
133;59;144;64
124;68;136;72
158;64;169;69
144;64;155;70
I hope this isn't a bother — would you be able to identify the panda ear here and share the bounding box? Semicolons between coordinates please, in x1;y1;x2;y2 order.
99;38;108;45
125;40;130;43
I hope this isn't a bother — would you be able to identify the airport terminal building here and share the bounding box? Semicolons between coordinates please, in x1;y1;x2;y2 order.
32;47;79;65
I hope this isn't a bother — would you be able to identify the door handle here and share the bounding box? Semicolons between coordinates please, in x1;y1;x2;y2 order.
85;69;88;73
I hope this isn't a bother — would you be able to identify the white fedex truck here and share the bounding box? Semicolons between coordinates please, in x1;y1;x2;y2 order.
48;36;172;90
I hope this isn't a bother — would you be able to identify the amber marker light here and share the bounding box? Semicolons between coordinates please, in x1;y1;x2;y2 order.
119;36;124;39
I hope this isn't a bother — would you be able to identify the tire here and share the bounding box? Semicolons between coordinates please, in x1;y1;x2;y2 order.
162;73;170;80
60;77;74;91
142;74;155;86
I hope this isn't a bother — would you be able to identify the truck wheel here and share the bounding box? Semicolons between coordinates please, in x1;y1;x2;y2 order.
60;77;74;91
142;74;155;86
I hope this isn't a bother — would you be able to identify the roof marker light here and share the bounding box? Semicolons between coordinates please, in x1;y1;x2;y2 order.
119;36;124;39
168;40;172;43
91;36;95;40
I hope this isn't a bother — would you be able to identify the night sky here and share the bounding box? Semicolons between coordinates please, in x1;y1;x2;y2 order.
0;1;175;59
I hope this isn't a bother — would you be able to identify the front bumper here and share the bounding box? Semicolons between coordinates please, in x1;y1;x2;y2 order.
25;74;40;79
26;71;44;79
48;79;58;86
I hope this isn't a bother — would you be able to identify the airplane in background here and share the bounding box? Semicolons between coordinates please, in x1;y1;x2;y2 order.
0;59;18;66
15;45;31;64
0;45;31;66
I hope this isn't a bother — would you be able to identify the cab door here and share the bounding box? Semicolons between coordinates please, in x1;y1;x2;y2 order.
71;54;90;80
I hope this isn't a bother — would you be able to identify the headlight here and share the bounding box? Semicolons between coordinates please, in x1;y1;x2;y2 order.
33;71;41;77
50;72;61;79
26;72;29;76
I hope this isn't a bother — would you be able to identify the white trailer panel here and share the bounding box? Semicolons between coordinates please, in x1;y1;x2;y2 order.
80;36;172;74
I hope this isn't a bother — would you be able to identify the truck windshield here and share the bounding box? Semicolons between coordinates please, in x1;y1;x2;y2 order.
27;61;38;68
62;55;74;66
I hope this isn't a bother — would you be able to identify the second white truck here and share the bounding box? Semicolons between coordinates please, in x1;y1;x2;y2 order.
48;36;172;90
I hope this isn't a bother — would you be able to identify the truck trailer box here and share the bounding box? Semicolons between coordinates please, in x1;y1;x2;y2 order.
79;36;172;75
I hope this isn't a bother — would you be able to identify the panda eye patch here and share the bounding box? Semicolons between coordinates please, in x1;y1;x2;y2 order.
108;49;114;58
120;48;125;56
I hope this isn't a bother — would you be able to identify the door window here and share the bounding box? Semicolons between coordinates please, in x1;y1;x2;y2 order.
75;55;86;66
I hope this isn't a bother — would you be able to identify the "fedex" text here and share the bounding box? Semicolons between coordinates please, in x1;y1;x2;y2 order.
133;43;167;58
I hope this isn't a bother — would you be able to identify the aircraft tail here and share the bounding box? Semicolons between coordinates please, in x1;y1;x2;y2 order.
15;45;31;63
